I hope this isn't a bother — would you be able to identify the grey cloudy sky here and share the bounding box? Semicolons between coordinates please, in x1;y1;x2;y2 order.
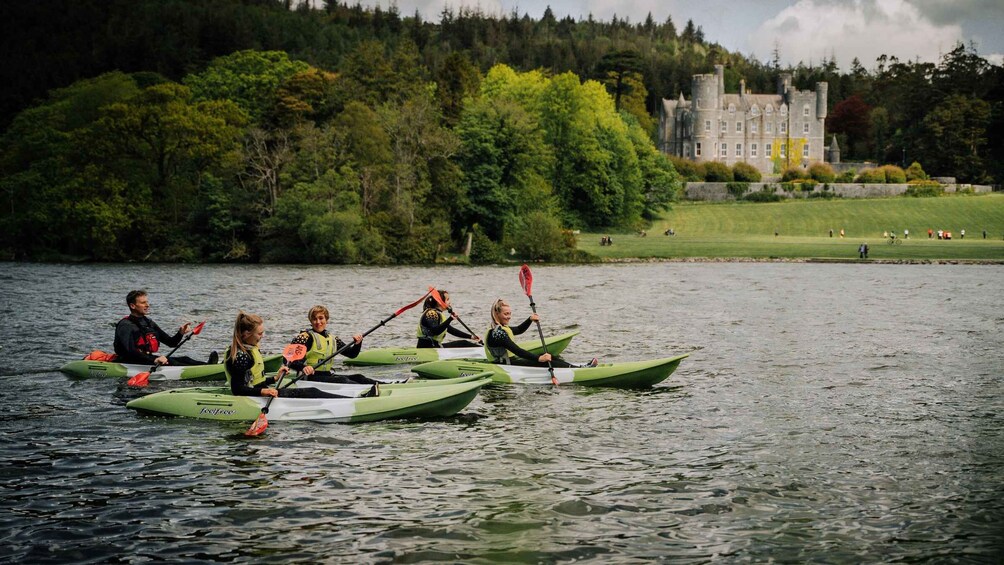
350;0;1004;69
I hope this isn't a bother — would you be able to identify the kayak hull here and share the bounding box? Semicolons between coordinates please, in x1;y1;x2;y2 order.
410;355;689;388
343;331;579;366
125;374;492;423
59;354;285;381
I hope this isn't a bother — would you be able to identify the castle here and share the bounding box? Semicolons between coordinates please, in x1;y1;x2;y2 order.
659;65;828;175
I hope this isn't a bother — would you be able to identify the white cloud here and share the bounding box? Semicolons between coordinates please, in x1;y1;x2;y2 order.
748;0;963;70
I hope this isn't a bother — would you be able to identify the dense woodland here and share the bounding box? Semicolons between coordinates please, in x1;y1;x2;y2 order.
2;0;1001;262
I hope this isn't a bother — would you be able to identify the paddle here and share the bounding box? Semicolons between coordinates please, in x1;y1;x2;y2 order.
518;264;558;386
126;321;206;387
245;343;308;437
282;289;433;388
428;287;482;345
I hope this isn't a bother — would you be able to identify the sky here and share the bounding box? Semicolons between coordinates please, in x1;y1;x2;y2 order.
342;0;1004;69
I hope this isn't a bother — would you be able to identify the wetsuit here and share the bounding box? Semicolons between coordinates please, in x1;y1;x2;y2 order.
286;329;379;385
484;317;574;368
224;345;354;399
416;308;479;348
114;315;202;366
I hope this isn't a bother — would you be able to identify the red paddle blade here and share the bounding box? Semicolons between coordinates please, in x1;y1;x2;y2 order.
245;412;268;436
282;343;308;363
126;372;150;387
394;288;433;316
191;321;206;335
518;264;533;296
429;287;447;309
551;374;559;386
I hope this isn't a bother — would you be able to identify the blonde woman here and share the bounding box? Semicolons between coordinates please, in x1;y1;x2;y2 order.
484;299;592;367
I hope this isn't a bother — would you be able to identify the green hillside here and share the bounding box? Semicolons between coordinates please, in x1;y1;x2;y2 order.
580;193;1004;261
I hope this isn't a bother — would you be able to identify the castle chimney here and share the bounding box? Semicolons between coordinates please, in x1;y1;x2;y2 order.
715;64;724;98
740;79;745;96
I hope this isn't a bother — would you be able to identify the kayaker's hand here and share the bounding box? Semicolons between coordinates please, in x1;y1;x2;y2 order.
303;365;314;376
473;335;482;344
538;353;552;363
154;355;168;366
276;366;289;379
179;322;191;334
352;334;363;344
529;313;540;322
261;388;278;398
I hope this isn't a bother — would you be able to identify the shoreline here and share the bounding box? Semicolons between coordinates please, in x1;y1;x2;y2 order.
598;257;1004;265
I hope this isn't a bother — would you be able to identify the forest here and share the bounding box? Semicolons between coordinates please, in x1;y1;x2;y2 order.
1;0;1001;262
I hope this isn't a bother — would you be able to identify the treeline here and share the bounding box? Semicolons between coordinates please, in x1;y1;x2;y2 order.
2;0;1001;262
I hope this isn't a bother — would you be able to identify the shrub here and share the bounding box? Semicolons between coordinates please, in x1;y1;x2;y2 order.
744;191;783;202
780;167;806;181
726;182;749;198
905;161;928;181
881;165;907;183
807;191;840;199
732;162;761;182
904;182;944;197
837;170;856;183
703;161;733;182
855;168;886;183
507;211;575;262
808;162;836;183
668;157;704;182
795;178;818;191
469;225;506;264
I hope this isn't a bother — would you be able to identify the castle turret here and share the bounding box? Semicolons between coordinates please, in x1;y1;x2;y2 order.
816;82;828;119
777;72;792;97
715;64;724;98
828;135;840;164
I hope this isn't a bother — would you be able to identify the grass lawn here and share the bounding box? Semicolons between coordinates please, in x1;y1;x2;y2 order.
579;193;1004;261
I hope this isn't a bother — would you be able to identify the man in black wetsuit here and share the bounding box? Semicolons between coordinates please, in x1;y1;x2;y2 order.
113;289;212;366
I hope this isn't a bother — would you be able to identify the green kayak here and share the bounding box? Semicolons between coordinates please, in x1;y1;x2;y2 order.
410;354;689;388
126;374;492;423
344;330;580;366
60;354;285;381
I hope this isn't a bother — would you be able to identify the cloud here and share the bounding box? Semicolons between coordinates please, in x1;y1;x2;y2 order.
748;0;964;70
907;0;1004;25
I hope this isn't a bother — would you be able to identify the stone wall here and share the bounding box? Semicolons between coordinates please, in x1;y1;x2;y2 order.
684;182;993;201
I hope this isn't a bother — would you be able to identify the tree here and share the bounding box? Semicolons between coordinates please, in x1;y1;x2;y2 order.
827;95;871;159
184;50;310;123
919;94;991;181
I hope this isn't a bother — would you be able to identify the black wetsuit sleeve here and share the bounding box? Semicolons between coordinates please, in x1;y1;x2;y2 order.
487;327;538;362
445;323;473;339
334;336;362;359
510;317;534;336
227;350;275;396
286;332;313;371
114;320;156;365
153;320;184;348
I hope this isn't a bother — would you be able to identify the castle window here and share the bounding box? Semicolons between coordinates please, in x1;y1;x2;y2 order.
721;121;727;133
751;143;758;157
780;104;788;116
751;122;758;133
705;120;711;132
721;143;727;156
780;144;787;157
695;142;702;157
736;122;743;133
766;143;772;155
685;145;691;157
780;122;787;134
803;144;809;157
729;104;736;114
751;105;760;116
803;123;809;134
765;104;773;115
766;122;772;133
803;105;810;117
736;143;742;156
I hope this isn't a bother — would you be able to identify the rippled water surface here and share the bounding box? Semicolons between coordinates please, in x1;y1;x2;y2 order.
0;262;1002;563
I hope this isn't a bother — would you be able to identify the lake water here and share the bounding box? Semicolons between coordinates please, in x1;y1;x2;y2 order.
0;262;1002;563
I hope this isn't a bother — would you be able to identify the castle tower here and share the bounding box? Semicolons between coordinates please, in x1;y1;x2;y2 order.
816;82;828;119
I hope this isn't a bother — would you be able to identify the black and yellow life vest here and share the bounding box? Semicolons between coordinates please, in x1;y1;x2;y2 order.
304;330;335;372
416;309;448;344
484;325;515;363
223;345;265;387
